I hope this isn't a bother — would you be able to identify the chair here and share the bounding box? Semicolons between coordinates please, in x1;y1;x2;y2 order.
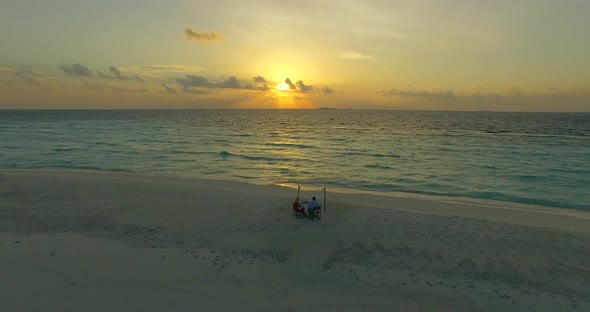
293;202;304;218
309;206;321;221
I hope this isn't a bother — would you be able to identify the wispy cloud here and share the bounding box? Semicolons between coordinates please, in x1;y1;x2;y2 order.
253;76;267;83
321;87;334;94
59;63;92;76
0;67;45;86
185;27;224;43
118;65;203;79
109;66;124;79
174;74;276;94
472;87;526;100
181;87;211;95
284;78;296;90
161;83;177;94
284;78;315;93
251;76;269;91
175;75;256;90
296;79;313;92
339;51;372;60
176;75;215;89
382;87;454;100
111;86;148;94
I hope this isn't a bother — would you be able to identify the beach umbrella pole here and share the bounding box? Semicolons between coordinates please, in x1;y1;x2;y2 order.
323;187;326;213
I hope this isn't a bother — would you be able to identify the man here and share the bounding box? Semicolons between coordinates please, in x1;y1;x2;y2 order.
306;196;320;215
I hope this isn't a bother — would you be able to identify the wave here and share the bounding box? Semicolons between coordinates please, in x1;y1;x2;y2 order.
232;174;258;180
339;151;401;158
514;174;547;182
372;153;401;158
92;141;118;147
52;147;76;152
365;164;394;170
15;164;130;173
229;134;254;137
218;151;288;162
281;178;589;210
126;139;191;144
202;170;226;175
263;142;316;149
170;150;216;155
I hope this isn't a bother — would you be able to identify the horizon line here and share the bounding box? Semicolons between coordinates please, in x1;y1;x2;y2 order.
0;108;589;113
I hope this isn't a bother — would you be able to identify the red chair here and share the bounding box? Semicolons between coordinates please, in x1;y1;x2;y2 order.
292;202;304;218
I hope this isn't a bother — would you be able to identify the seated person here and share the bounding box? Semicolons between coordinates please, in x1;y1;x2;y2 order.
293;197;301;213
305;196;320;214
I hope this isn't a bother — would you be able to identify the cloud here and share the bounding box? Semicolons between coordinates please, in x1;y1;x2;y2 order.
284;78;315;92
185;27;224;43
16;69;44;86
176;75;214;88
181;86;211;95
253;76;267;83
118;65;204;79
175;75;246;94
106;66;143;83
109;66;124;79
252;76;269;91
285;78;296;90
171;74;273;94
0;67;45;86
256;84;269;91
472;87;526;101
161;83;177;94
321;87;334;94
59;63;92;76
382;87;454;100
340;51;372;60
175;75;265;93
217;76;242;89
296;80;313;92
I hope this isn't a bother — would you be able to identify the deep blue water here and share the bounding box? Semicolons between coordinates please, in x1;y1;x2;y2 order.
1;109;589;209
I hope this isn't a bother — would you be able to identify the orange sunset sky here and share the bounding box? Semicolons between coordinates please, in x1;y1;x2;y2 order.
1;0;589;111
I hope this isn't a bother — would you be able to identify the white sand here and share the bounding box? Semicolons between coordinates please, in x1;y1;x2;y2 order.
1;169;589;311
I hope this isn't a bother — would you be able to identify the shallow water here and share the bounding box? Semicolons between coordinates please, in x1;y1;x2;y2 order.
1;109;588;209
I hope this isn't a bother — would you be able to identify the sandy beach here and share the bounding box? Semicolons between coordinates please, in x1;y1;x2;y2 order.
1;169;589;311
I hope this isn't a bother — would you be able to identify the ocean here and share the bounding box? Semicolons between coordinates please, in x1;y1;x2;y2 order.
1;109;588;209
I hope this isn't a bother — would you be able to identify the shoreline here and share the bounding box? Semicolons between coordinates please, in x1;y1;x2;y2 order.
4;167;589;212
3;168;589;232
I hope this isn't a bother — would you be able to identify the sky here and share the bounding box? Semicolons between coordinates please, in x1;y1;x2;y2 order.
1;0;589;111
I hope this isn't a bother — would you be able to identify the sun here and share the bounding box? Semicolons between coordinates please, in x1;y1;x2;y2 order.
276;83;290;91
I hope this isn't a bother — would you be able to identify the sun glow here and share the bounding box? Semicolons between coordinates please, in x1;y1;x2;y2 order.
276;83;290;91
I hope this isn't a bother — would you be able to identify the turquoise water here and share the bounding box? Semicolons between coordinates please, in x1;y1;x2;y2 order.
1;109;589;209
